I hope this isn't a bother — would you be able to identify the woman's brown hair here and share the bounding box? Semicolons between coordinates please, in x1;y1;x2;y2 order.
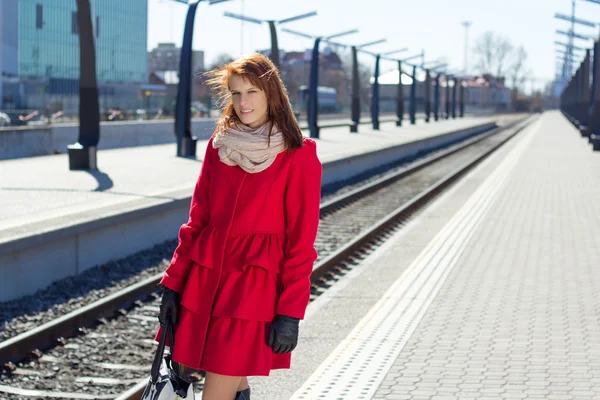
205;53;304;150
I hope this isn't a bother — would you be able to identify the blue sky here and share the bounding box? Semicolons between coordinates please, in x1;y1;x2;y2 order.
148;0;600;92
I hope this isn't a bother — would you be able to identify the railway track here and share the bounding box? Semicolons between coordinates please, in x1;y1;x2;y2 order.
0;114;536;400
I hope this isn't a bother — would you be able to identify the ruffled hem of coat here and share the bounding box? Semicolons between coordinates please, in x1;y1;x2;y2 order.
187;225;286;274
156;311;291;376
196;315;291;376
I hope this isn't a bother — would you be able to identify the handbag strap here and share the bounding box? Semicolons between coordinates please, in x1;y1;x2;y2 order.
150;320;176;384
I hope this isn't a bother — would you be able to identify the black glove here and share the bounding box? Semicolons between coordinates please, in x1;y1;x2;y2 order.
268;315;300;353
158;285;180;326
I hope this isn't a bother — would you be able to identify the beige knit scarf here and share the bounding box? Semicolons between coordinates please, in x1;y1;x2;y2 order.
212;121;286;173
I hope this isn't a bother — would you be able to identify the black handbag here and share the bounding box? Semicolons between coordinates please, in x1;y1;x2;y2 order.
141;320;194;400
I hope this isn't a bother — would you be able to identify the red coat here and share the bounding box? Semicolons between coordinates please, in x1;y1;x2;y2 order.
157;136;322;374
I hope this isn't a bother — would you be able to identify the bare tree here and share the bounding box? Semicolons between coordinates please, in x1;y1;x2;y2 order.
474;31;495;76
473;31;513;78
508;46;528;90
341;51;373;109
495;37;513;78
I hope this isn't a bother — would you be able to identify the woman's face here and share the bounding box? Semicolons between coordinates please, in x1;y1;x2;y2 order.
229;74;269;128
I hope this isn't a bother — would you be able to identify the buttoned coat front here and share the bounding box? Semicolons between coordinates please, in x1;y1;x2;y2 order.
156;136;322;375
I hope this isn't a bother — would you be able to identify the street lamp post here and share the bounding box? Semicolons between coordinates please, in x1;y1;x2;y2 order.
445;76;451;119
308;36;322;139
312;37;387;133
452;76;457;118
172;0;230;158
68;0;100;170
588;41;599;136
399;51;424;125
366;49;432;128
282;27;359;138
410;65;417;124
459;80;465;117
354;45;418;129
351;46;361;132
434;74;440;121
425;69;431;122
223;11;317;69
554;9;596;89
589;41;600;149
372;55;381;130
462;21;471;74
363;47;407;130
349;39;387;132
426;64;447;123
578;50;591;132
397;60;404;126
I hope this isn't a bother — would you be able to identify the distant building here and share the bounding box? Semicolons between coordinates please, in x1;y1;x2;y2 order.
148;43;204;75
269;47;345;106
375;69;511;113
279;48;344;70
376;68;429;113
463;75;510;110
0;0;148;117
144;43;207;116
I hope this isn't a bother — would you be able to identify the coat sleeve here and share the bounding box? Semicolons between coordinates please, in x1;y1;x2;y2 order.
159;138;214;293
276;139;322;319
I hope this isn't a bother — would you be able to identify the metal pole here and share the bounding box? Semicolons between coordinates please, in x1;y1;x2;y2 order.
572;71;577;119
371;55;381;130
587;41;599;138
434;74;440;121
445;75;451;119
459;80;465;117
308;37;321;138
590;40;600;149
175;1;200;157
425;69;431;122
580;50;591;133
68;0;100;170
462;21;471;74
590;41;598;114
567;72;572;117
0;1;3;110
410;65;416;124
569;0;576;78
575;67;580;120
452;77;457;118
267;21;280;68
396;60;404;126
350;45;360;132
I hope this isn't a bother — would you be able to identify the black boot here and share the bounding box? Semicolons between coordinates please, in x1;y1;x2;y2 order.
235;387;251;400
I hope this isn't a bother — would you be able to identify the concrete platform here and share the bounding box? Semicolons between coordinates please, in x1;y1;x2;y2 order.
0;115;520;301
248;110;600;399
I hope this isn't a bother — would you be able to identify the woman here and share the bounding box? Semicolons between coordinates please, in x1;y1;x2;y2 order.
156;53;322;400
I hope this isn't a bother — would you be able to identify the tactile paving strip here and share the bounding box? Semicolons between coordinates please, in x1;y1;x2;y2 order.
291;118;541;400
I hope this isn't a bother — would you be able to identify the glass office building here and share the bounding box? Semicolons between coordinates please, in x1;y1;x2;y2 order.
1;0;148;116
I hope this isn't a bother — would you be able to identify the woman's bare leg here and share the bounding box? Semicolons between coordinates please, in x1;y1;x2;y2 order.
202;372;242;400
236;377;249;391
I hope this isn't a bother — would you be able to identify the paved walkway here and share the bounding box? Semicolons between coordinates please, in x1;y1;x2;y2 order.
0;116;496;233
274;110;600;399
